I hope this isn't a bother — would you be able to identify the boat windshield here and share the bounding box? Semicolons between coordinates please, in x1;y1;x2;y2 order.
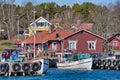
66;53;91;61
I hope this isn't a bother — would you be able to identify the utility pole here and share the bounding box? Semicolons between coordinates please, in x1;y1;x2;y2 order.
33;9;36;59
17;15;20;42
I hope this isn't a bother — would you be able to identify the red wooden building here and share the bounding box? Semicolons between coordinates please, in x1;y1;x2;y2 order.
17;29;106;54
108;33;120;50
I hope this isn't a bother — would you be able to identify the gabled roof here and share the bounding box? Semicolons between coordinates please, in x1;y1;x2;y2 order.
108;33;120;42
30;17;52;26
17;30;75;44
17;29;106;45
60;29;106;41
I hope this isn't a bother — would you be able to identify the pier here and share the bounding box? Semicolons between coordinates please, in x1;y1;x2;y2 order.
0;58;47;76
92;58;120;70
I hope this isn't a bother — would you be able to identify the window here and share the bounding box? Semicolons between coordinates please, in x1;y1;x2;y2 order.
88;41;96;50
44;43;48;50
36;23;39;27
44;22;47;27
40;22;44;26
113;41;118;47
69;41;77;50
52;42;57;50
38;44;42;50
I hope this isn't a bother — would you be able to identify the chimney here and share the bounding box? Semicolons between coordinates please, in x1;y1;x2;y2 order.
56;33;59;38
76;19;80;26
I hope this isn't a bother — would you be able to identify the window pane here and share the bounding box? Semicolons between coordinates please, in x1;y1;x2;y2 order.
88;41;96;50
113;41;117;47
52;42;57;50
69;41;76;50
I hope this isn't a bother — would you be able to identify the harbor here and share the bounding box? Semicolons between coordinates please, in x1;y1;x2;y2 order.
0;0;120;79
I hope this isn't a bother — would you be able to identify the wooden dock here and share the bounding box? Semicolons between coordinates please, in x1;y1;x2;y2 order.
0;61;42;76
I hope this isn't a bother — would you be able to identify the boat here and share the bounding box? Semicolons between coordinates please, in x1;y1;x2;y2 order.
0;49;49;76
56;52;92;70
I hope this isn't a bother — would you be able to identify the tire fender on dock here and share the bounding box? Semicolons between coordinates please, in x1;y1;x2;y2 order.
13;63;21;72
102;60;106;65
93;59;97;65
0;63;9;72
113;60;118;66
107;59;112;66
22;63;30;72
98;59;101;65
32;62;41;71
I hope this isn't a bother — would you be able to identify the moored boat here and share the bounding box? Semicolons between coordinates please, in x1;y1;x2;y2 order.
56;52;92;70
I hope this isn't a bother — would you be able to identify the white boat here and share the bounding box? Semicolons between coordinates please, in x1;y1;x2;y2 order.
56;52;92;70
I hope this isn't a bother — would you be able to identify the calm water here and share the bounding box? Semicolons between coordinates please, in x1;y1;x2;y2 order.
0;68;120;80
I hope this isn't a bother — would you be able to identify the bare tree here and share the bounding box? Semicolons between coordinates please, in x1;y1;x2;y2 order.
1;0;10;40
0;0;16;40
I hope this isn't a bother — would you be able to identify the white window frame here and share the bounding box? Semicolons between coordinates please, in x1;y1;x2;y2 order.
69;40;77;50
88;41;96;50
52;42;57;50
113;41;118;47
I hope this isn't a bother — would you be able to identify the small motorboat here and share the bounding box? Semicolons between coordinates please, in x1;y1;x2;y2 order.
56;52;92;70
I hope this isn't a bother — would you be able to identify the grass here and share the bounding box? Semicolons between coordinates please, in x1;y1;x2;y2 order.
0;40;15;53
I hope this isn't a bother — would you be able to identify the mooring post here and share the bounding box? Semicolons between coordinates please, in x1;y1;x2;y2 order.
23;72;25;76
9;72;11;76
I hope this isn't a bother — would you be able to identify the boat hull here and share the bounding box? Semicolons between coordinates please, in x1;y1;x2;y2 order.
57;58;92;70
37;59;49;74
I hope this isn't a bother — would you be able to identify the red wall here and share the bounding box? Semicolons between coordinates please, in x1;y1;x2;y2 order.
48;31;104;54
48;41;61;52
63;31;104;53
109;38;120;50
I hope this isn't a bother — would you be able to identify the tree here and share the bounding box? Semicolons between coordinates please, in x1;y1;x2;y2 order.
0;0;17;40
72;2;95;22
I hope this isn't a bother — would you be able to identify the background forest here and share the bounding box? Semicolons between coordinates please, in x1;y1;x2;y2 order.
0;0;120;40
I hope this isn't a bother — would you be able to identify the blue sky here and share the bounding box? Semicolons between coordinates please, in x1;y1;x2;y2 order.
14;0;118;6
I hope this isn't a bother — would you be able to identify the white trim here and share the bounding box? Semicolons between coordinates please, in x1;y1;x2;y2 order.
68;40;77;50
87;40;97;50
30;17;52;26
52;42;57;50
